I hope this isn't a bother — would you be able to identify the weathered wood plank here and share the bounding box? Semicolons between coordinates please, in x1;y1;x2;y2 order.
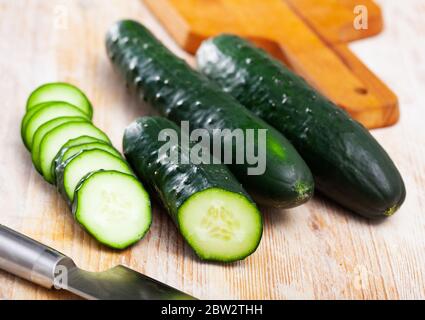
0;0;423;299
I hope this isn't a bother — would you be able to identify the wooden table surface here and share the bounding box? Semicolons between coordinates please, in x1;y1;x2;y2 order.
0;0;424;300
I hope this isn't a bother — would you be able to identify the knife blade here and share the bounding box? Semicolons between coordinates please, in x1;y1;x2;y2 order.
58;264;195;300
0;224;196;300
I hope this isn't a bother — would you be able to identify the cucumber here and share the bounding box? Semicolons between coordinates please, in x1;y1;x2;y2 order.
72;170;151;249
21;85;151;250
123;116;262;262
21;102;50;146
26;82;93;117
22;101;90;149
50;136;112;170
197;35;406;219
106;20;314;208
58;135;106;149
31;117;90;172
53;141;121;179
39;122;110;183
56;149;132;202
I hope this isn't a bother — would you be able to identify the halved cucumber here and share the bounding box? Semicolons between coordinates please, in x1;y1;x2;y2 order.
32;117;89;172
53;142;121;179
22;101;90;149
72;170;151;249
26;82;93;117
56;149;132;202
39;122;110;183
124;116;263;262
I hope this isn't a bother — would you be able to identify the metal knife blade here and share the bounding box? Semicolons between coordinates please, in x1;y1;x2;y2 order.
0;224;196;300
57;264;196;300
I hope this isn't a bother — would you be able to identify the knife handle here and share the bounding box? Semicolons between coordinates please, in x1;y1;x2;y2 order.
0;224;74;289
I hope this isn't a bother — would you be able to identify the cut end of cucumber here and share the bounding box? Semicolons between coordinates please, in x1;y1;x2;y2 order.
73;171;151;250
178;188;262;262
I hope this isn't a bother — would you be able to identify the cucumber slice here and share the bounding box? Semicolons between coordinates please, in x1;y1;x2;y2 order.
61;135;105;148
53;142;121;179
56;149;132;202
26;82;93;117
60;142;120;164
32;117;89;172
39;122;110;183
21;102;50;147
179;188;262;261
22;101;90;149
72;170;151;249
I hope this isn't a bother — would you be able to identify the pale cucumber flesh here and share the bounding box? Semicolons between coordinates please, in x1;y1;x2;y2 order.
178;188;262;262
73;170;151;249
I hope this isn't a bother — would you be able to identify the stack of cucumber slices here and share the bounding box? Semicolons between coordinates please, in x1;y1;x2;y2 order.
21;83;151;249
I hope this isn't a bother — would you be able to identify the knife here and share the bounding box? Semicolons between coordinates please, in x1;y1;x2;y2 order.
0;224;196;300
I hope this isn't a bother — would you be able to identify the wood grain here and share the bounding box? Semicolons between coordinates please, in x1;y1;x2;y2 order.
284;0;383;43
0;0;424;300
144;0;399;129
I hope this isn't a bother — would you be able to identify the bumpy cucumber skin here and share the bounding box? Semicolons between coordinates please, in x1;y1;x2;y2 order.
106;20;314;208
72;170;152;250
197;35;406;219
123;116;262;261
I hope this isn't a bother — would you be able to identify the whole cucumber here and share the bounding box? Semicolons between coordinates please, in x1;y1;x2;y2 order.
197;35;406;219
106;20;314;208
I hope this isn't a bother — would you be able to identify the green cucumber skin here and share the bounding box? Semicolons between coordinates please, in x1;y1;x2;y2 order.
21;102;51;150
107;20;314;208
124;116;262;261
197;35;406;219
52;141;120;180
123;116;256;222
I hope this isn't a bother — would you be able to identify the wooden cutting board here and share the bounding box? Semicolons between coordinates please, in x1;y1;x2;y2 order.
2;0;424;301
144;0;399;129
